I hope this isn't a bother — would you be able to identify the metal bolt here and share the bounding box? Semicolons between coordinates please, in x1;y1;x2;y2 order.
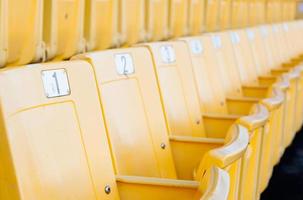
104;185;111;194
220;102;224;106
196;120;200;125
160;143;166;149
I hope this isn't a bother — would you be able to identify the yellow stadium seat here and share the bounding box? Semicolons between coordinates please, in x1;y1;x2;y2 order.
219;0;232;30
0;0;44;67
119;0;146;46
43;0;85;61
204;32;284;192
74;47;251;200
84;0;119;51
257;26;302;137
205;0;220;31
188;0;206;35
179;35;284;199
141;41;269;200
145;0;169;41
0;61;232;200
168;0;188;37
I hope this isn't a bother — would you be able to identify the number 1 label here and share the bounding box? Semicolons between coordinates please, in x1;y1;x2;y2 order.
42;69;71;98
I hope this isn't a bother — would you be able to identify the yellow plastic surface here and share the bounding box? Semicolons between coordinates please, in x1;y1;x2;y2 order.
0;0;44;67
188;0;206;35
0;61;120;199
205;0;220;31
119;0;146;46
43;0;85;61
84;0;119;50
145;0;169;41
168;0;188;37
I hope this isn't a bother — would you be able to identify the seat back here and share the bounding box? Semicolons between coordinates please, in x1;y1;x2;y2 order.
205;0;220;31
209;33;244;97
44;0;85;61
75;47;178;179
0;0;44;67
231;0;249;28
168;0;188;37
119;0;146;46
0;61;120;199
229;30;259;85
179;36;230;114
142;41;207;137
188;0;206;35
84;0;119;51
219;0;232;30
145;0;169;41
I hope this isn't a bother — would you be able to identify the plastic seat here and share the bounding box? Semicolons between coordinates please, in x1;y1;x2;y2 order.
198;32;284;194
84;0;119;51
254;26;300;143
180;34;282;199
145;0;169;41
43;0;85;61
168;0;188;38
141;41;269;200
0;0;44;67
188;0;206;35
0;61;231;200
74;47;251;200
205;0;220;32
119;0;146;46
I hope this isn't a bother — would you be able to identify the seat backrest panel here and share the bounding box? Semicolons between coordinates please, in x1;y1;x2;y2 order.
188;0;206;35
143;41;206;137
82;48;177;179
84;0;119;50
119;0;145;45
44;0;85;60
168;0;188;37
229;30;259;85
0;61;119;199
145;0;169;41
214;32;244;97
205;0;220;31
180;36;230;114
2;0;43;67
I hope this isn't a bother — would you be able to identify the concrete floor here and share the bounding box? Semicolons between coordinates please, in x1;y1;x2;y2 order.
261;129;303;200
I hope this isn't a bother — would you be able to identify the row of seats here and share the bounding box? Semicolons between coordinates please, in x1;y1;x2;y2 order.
1;19;302;199
0;0;298;68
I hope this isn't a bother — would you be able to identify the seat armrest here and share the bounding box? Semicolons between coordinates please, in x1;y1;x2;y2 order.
261;88;285;111
237;104;269;131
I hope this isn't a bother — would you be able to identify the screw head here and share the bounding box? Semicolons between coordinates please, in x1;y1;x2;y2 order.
160;143;166;149
104;185;111;194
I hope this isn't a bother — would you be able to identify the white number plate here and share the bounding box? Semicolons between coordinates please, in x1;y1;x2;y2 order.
115;53;135;75
160;45;176;63
42;69;70;98
190;40;203;55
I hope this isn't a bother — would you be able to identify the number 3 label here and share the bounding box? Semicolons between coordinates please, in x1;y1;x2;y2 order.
42;69;71;98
